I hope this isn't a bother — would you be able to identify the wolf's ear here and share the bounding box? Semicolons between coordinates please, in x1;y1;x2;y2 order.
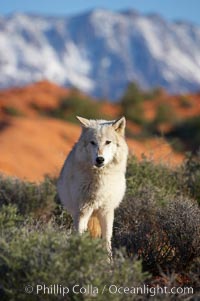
112;117;126;136
76;116;91;128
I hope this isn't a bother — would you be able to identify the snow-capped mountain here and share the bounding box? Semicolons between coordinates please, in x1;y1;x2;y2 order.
0;9;200;100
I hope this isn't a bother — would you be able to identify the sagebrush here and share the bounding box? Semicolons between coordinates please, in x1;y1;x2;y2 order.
0;156;199;300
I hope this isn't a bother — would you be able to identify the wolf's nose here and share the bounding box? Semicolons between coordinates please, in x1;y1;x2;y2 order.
96;156;105;165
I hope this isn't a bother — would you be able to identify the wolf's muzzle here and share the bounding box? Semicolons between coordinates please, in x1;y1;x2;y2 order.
96;156;105;167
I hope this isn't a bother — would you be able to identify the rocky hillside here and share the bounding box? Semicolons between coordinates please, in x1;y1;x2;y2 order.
0;81;185;181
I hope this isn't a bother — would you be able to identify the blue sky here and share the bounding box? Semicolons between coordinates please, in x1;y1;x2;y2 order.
0;0;200;25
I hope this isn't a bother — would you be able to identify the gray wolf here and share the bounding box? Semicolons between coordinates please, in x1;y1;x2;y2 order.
57;116;128;256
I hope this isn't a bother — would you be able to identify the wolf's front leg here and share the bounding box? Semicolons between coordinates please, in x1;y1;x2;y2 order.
74;207;93;234
98;209;114;259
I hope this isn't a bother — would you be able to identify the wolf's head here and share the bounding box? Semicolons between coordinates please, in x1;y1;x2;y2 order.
76;116;127;169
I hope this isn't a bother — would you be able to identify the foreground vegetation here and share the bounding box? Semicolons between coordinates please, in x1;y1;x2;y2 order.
0;155;200;300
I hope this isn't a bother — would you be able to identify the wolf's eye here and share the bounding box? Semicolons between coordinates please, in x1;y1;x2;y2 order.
90;141;96;146
105;140;111;145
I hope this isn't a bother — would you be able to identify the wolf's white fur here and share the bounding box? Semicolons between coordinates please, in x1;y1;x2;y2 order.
57;116;128;255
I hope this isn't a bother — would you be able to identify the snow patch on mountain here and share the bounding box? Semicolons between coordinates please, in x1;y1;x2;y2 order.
0;10;200;99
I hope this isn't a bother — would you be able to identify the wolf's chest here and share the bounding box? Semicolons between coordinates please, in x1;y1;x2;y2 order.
78;172;125;209
80;177;107;199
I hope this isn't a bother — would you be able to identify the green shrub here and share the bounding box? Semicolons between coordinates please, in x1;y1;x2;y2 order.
143;87;164;100
0;216;149;301
187;257;200;291
153;103;177;127
113;156;200;276
2;106;24;117
179;95;193;108
157;197;200;268
0;204;23;232
168;137;185;153
0;175;56;216
114;191;200;274
167;116;200;152
120;82;146;125
0;157;200;300
125;156;178;201
178;153;200;205
53;200;73;229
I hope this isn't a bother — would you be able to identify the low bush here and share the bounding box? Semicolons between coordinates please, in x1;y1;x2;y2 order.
0;207;148;301
178;153;200;205
0;175;56;216
120;82;146;125
125;156;179;201
0;204;22;231
113;156;200;287
152;103;177;129
113;191;200;274
179;95;193;108
2;106;24;117
167;116;200;152
0;156;200;300
143;87;164;101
